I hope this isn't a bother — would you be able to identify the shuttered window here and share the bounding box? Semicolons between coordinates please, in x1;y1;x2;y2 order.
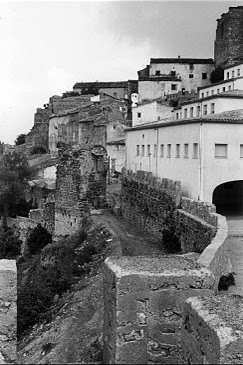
215;144;227;158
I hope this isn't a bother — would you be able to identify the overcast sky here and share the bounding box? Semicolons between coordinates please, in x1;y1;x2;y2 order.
1;0;243;144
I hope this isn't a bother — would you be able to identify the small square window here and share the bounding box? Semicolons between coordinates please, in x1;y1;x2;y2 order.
136;145;140;156
141;145;145;157
240;144;243;158
171;70;176;76
215;144;227;158
184;144;189;158
193;143;198;158
202;73;207;79
171;84;177;91
155;70;160;76
137;112;141;118
176;144;180;158
147;144;151;156
160;144;164;157
189;74;194;78
167;144;171;158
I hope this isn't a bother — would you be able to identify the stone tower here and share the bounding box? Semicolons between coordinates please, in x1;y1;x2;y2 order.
214;6;243;68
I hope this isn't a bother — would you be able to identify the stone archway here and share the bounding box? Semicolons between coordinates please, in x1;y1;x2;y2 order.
212;180;243;216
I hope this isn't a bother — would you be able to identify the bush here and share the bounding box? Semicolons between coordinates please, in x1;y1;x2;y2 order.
162;228;181;253
27;224;52;255
210;66;224;84
0;227;22;259
30;146;47;155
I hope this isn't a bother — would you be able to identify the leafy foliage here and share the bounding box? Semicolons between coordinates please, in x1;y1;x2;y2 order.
30;146;47;155
27;224;52;255
210;66;224;84
0;151;34;226
15;134;26;146
0;227;22;259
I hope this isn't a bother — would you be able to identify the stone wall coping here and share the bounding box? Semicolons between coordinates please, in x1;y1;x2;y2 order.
186;294;243;348
0;260;16;272
197;214;228;268
177;208;216;229
105;256;213;279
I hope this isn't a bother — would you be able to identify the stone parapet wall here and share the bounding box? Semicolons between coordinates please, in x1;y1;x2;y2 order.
121;169;181;241
182;294;243;364
0;260;17;364
180;197;217;227
197;214;230;292
103;256;214;364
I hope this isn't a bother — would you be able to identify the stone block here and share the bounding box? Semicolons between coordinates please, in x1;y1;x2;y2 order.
103;255;214;364
181;294;243;364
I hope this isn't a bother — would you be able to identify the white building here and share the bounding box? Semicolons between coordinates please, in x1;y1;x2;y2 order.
132;98;174;127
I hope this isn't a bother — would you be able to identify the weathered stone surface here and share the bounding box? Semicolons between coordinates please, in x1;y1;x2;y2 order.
103;256;214;364
0;260;17;364
181;294;243;364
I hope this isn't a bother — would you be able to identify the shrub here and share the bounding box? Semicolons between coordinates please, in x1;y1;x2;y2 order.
27;224;52;255
30;146;47;155
0;227;22;259
210;66;224;84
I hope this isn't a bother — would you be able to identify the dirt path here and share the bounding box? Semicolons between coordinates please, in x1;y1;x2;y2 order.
91;209;165;256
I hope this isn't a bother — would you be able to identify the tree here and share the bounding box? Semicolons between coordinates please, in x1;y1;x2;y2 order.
15;134;26;146
27;224;52;255
210;66;224;84
0;151;34;227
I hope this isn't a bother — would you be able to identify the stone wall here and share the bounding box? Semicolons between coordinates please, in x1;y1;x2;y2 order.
25;108;49;153
0;260;17;364
214;6;243;68
103;256;214;364
121;169;181;242
181;294;243;364
55;145;108;237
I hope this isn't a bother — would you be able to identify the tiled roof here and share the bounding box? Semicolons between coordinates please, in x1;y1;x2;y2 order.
139;76;181;81
179;89;243;106
223;61;243;70
127;109;243;132
73;81;129;89
107;139;125;145
198;76;243;90
137;96;170;107
150;58;214;64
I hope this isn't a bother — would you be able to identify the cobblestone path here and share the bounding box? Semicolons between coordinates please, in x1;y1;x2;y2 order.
226;216;243;295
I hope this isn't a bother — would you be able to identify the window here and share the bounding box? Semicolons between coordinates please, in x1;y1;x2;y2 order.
203;104;207;115
232;70;235;78
210;103;215;114
228;85;231;91
206;91;209;97
141;145;145;157
211;90;214;95
196;106;201;117
157;116;161;121
137;112;141;118
147;144;151;156
217;88;220;94
155;70;160;76
189;74;194;78
223;87;226;92
184;108;188;118
113;92;117;97
154;144;157;157
227;72;230;79
171;70;176;76
167;144;171;158
190;107;193;118
176;144;180;157
240;144;243;158
202;73;207;79
160;144;164;157
184;144;189;158
136;145;140;156
201;93;204;98
176;112;179;120
182;88;185;95
215;144;227;158
237;69;240;76
171;84;177;91
193;143;198;158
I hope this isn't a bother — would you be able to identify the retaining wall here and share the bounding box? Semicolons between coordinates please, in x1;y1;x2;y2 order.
0;260;17;364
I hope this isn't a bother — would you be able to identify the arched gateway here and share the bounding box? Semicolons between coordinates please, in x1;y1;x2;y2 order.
212;180;243;216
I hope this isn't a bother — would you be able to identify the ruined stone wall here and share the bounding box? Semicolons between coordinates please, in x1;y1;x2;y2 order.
103;256;214;364
25;108;49;153
182;294;243;364
55;145;108;236
214;6;243;68
121;169;181;242
0;260;17;364
174;198;217;253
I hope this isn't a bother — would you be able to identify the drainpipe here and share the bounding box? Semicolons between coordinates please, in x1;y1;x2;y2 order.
198;122;203;200
155;128;159;177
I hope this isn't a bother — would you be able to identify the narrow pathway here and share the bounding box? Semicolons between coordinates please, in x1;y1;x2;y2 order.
226;216;243;295
91;209;165;256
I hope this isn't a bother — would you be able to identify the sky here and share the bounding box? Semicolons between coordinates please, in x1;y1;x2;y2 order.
0;0;243;144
